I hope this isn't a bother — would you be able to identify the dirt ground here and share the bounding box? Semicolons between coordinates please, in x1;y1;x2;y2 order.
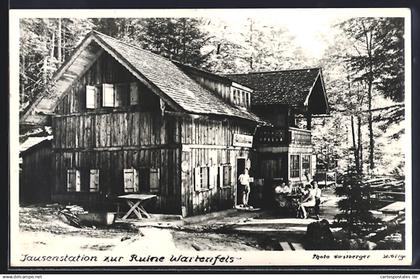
15;188;353;253
18;206;275;252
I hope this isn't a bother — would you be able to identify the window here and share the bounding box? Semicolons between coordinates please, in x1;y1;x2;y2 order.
194;166;211;191
302;155;311;181
89;169;100;192
218;164;231;187
222;165;232;186
86;85;98;109
149;168;160;193
67;169;81;192
130;82;139;105
201;167;209;189
114;83;129;107
302;155;311;173
102;84;115;107
208;166;217;189
232;90;237;104
290;155;300;178
123;168;139;193
246;93;250;107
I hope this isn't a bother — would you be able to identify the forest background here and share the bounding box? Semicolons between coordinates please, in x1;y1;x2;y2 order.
18;15;406;177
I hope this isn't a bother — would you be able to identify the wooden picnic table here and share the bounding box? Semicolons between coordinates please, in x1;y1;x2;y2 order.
118;194;157;220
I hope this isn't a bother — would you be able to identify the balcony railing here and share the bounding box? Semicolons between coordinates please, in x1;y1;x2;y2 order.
255;126;311;146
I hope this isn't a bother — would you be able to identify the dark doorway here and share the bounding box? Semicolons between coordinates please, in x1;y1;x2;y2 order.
236;158;246;205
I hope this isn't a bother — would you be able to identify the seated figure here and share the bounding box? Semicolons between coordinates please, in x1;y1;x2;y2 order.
298;184;315;219
274;182;291;195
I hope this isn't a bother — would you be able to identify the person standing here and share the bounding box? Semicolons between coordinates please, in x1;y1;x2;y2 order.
238;168;251;207
312;181;322;220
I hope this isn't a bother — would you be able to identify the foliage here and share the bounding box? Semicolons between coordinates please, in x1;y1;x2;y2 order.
334;168;381;237
339;17;405;139
19;18;94;111
138;18;211;67
202;18;310;74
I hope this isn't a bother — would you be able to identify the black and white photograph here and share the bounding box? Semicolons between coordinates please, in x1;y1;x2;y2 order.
9;8;411;267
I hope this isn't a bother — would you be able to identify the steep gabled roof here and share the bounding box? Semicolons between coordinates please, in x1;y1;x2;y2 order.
225;68;326;107
21;31;261;125
20;136;53;156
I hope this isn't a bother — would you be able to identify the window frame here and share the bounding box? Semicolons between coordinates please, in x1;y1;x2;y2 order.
222;164;232;187
85;85;98;109
102;83;115;107
67;169;81;192
89;169;100;192
130;82;139;106
302;155;311;173
290;155;300;178
149;168;160;193
123;168;139;193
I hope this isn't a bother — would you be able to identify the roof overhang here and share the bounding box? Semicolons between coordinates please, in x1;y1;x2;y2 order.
21;31;185;126
231;82;253;92
303;70;330;115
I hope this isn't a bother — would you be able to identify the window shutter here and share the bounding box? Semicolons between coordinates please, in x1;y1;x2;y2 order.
149;168;160;193
223;165;231;186
202;167;208;189
124;168;139;193
89;169;100;192
130;82;139;105
67;169;74;192
218;165;224;187
311;155;317;176
86;85;97;109
194;167;201;191
67;169;81;192
75;170;81;192
209;166;217;189
115;83;128;107
102;84;115;107
134;168;139;192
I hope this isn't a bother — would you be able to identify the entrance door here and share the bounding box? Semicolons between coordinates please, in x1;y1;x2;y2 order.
236;158;246;205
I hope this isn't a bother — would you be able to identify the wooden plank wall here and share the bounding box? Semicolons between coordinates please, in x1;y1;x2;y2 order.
52;147;181;214
55;51;160;115
189;75;232;102
52;111;181;213
21;143;53;204
179;117;255;216
52;112;179;150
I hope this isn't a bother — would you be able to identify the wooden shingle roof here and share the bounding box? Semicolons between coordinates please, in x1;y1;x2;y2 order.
225;68;322;106
21;31;261;125
95;32;261;121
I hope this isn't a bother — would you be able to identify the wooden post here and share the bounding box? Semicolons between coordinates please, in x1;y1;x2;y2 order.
306;112;312;130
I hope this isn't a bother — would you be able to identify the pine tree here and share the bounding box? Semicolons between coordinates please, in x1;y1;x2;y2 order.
334;168;381;237
338;17;405;170
139;18;210;67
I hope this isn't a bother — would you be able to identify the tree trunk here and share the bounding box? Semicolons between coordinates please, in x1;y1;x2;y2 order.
249;19;254;70
351;115;360;173
367;79;375;170
50;30;55;60
20;55;25;108
58;18;62;63
358;115;363;174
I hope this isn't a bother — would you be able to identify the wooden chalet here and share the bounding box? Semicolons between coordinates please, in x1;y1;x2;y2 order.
20;31;329;216
226;69;330;196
